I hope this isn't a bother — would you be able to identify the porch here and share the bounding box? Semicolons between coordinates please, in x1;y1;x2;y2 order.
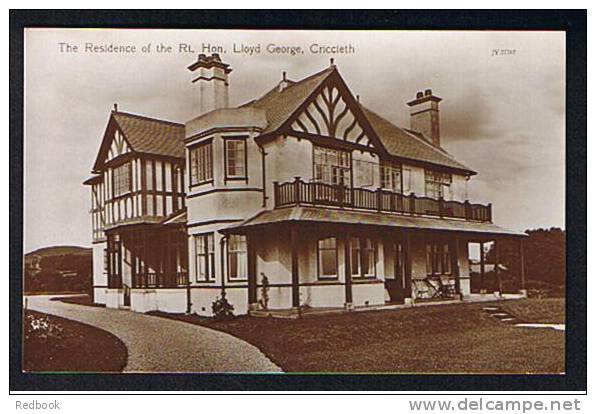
105;221;190;312
221;204;527;317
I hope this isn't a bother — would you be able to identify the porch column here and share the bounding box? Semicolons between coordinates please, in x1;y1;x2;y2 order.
247;231;258;311
404;231;413;303
518;238;526;291
343;232;353;309
494;239;501;295
479;242;486;294
290;225;300;310
450;237;461;298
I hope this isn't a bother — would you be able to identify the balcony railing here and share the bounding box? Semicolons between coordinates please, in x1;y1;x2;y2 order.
131;271;189;288
273;178;492;222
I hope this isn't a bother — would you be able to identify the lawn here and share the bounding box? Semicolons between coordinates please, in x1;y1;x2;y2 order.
152;298;565;373
23;310;127;372
501;298;565;324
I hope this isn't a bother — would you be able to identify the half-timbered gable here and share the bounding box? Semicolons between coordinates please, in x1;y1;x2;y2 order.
85;110;186;242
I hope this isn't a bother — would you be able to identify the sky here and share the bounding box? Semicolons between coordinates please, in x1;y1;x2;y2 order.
23;29;565;253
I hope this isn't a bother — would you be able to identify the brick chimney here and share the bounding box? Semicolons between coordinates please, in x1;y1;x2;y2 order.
407;89;442;146
187;53;232;115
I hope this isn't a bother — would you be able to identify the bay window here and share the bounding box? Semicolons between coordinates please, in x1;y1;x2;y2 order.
225;138;247;180
113;162;131;197
189;141;213;186
194;233;215;282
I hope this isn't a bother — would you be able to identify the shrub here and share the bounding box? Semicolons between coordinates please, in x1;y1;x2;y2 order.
24;313;64;343
211;291;235;321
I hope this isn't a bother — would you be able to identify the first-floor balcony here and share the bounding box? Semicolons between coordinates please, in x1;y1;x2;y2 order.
273;178;492;222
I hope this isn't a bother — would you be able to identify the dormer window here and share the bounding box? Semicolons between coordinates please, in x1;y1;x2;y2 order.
112;162;131;197
224;137;247;181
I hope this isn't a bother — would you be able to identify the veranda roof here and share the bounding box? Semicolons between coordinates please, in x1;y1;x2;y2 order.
222;206;526;238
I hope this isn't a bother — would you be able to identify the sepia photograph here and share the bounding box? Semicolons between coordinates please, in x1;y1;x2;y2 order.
19;26;569;378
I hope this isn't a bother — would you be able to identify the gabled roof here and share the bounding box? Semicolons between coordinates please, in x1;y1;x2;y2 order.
92;111;185;171
112;112;185;158
360;106;475;174
246;66;475;175
247;67;335;135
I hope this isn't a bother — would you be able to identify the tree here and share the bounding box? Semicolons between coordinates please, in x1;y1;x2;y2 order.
486;227;565;289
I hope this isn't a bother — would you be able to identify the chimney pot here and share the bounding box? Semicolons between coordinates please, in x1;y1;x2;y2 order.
188;54;232;115
113;103;118;112
282;71;287;81
407;89;442;147
330;58;335;67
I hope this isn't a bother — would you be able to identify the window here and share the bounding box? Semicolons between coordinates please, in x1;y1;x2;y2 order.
318;237;338;279
225;138;247;179
425;242;452;275
425;170;452;199
227;235;247;281
190;142;213;185
350;237;361;276
314;146;351;187
194;233;215;282
113;162;131;197
380;162;402;192
350;237;376;278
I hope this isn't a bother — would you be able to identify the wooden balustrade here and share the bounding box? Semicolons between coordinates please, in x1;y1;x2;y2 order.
131;271;189;288
273;178;492;222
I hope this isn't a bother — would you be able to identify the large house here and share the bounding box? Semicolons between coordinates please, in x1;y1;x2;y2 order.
84;54;526;316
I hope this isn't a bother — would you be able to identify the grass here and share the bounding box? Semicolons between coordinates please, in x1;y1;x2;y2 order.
152;298;565;373
23;310;127;372
501;298;565;324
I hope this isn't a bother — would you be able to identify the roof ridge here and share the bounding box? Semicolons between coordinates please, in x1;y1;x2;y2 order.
113;110;184;127
249;66;335;107
361;105;454;157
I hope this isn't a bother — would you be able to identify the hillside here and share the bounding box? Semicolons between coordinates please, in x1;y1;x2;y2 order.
26;245;91;258
24;245;92;294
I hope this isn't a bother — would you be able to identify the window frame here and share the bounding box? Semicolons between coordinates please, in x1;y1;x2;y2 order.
223;136;248;183
380;161;403;193
194;233;215;282
313;145;352;188
227;234;248;282
425;241;452;276
350;236;377;279
424;169;452;200
112;161;132;198
189;139;214;187
317;237;339;280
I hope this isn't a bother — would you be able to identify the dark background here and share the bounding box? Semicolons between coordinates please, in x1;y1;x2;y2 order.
9;9;586;393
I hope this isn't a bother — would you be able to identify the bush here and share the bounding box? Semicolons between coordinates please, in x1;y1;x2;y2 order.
24;312;64;343
211;291;235;321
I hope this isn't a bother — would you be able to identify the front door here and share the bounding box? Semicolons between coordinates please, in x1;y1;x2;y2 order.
385;240;408;302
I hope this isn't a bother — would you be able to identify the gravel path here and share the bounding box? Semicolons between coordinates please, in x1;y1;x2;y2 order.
25;295;282;373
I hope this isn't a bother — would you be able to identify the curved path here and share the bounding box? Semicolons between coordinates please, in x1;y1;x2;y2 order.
25;295;282;373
